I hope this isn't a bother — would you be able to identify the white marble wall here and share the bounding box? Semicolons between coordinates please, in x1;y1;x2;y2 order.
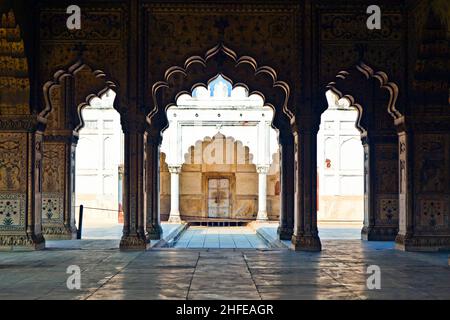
75;90;124;226
317;91;364;224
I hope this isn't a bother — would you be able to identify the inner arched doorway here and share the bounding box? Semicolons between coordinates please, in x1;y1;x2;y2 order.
162;75;279;222
144;44;297;248
157;75;281;248
316;90;364;239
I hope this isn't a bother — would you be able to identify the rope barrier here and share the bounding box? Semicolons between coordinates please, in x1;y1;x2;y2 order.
73;205;119;213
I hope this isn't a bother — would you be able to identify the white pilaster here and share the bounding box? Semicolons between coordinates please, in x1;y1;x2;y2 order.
168;165;182;223
256;165;269;221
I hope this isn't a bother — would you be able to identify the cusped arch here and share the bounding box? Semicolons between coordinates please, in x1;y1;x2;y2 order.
326;61;403;135
40;59;120;132
183;133;255;166
149;43;293;132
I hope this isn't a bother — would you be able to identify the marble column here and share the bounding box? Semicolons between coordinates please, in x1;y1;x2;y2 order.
360;133;399;241
257;165;269;221
146;131;163;240
0;117;46;250
291;120;322;251
395;127;414;251
42;134;78;240
168;165;182;223
278;134;295;240
120;119;148;250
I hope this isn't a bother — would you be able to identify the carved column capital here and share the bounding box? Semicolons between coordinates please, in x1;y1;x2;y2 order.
168;165;182;174
256;165;270;174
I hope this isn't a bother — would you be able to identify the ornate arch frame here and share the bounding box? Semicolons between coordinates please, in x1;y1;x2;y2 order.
38;59;123;241
163;72;279;131
40;59;120;133
144;43;295;237
325;61;403;136
323;61;403;242
149;43;294;135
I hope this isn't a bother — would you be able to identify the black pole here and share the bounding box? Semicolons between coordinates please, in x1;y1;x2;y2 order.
77;205;84;240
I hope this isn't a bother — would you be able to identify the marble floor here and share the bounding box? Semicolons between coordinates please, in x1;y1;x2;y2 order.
45;223;183;250
173;226;268;249
0;240;449;300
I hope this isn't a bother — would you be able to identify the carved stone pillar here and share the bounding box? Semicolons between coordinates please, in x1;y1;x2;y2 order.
394;9;449;251
278;134;294;240
41;133;78;240
395;125;414;250
395;118;450;251
291;120;321;251
0;116;46;250
168;165;182;223
120;119;148;250
146;130;163;239
361;134;399;241
256;165;269;221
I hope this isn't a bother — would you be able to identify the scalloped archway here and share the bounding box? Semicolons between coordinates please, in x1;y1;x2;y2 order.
145;44;295;242
41;60;120;132
322;61;403;242
148;43;294;134
39;60;123;241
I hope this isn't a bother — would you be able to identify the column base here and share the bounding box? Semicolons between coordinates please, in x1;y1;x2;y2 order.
120;234;149;251
147;223;163;240
0;233;46;251
395;233;450;252
291;234;322;251
361;225;398;241
256;211;269;221
42;225;77;240
168;215;182;223
277;226;293;240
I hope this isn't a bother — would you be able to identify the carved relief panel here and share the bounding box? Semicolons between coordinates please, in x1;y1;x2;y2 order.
42;142;65;224
0;133;27;193
0;133;27;231
415;134;447;194
375;143;399;225
414;134;450;232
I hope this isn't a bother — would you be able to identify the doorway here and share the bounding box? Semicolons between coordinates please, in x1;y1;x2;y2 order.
207;178;231;219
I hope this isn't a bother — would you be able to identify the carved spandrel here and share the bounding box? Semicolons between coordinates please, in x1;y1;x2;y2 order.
39;6;128;102
146;4;300;88
320;13;403;41
40;9;124;41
